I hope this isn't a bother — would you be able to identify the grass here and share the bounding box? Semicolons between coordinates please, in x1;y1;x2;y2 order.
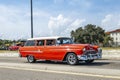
102;47;120;50
0;50;18;53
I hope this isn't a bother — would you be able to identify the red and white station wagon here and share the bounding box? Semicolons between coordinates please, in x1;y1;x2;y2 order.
19;36;102;65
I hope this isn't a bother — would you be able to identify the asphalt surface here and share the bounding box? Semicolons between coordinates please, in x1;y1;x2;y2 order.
0;68;117;80
0;57;120;80
0;57;120;70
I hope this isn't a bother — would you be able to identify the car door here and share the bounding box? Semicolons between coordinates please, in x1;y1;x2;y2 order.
35;40;45;59
21;40;38;58
44;39;65;60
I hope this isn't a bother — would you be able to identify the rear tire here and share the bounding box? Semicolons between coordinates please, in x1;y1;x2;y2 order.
27;55;36;63
66;53;78;65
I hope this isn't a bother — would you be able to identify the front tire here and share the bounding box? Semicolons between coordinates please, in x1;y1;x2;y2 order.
66;53;78;65
27;55;36;63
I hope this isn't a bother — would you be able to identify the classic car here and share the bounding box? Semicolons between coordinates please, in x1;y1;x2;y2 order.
19;36;102;65
9;43;21;51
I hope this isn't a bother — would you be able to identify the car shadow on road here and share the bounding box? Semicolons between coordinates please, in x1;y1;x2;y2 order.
25;60;110;66
78;62;110;66
31;60;68;65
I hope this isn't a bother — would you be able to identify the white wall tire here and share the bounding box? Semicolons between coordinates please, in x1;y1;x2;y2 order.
66;53;78;65
27;55;36;63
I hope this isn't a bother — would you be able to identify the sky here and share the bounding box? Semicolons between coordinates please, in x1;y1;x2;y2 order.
0;0;120;40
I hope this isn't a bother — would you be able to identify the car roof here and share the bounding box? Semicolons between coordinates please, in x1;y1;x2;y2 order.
27;36;70;40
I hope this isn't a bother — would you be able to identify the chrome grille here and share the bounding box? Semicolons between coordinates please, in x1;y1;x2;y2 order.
84;50;97;55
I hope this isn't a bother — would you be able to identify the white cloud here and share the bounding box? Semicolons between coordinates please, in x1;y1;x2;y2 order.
0;5;30;39
70;19;86;29
101;14;120;31
118;15;120;26
48;14;86;36
118;21;120;26
101;14;113;24
0;4;50;40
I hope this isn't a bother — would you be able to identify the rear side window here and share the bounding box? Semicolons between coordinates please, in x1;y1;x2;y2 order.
24;40;35;46
46;40;55;46
37;40;44;46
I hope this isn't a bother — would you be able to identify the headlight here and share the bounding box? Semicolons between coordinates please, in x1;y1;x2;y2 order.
83;48;86;52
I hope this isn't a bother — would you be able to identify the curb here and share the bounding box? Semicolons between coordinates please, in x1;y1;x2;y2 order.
0;53;19;57
102;50;120;60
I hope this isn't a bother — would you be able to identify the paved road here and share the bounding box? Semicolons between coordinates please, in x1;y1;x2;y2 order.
0;68;118;80
0;57;120;70
0;57;120;80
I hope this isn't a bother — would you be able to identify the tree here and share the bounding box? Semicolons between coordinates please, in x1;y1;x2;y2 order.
103;33;113;47
71;24;105;44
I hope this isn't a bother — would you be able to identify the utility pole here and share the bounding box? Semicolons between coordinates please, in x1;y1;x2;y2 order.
30;0;33;38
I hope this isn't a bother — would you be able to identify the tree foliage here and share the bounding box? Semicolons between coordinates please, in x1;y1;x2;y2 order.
71;24;105;44
0;39;26;47
103;34;113;47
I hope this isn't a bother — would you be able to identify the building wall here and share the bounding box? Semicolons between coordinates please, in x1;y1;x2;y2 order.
110;32;120;46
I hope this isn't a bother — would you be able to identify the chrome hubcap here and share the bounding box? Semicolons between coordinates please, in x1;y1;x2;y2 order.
68;54;76;64
28;56;34;62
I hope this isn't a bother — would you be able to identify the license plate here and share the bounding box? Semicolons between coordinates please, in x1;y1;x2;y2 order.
93;56;97;59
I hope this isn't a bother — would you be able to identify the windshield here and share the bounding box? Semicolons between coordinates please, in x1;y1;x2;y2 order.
57;38;73;44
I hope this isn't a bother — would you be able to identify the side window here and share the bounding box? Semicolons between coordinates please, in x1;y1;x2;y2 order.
37;40;44;46
46;40;55;46
63;39;71;44
57;38;73;44
24;40;35;46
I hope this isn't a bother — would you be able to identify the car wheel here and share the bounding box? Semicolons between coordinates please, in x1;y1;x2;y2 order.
66;53;78;65
27;55;36;63
85;59;94;64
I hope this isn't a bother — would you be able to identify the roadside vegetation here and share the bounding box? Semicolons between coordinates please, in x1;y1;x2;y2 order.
71;24;114;47
0;50;18;53
0;39;26;50
102;47;120;50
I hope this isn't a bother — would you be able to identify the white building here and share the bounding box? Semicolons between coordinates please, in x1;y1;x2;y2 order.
108;29;120;46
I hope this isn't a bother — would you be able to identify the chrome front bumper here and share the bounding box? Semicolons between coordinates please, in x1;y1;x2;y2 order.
77;49;102;60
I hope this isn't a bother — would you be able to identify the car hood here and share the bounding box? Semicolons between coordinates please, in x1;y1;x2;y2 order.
60;44;98;50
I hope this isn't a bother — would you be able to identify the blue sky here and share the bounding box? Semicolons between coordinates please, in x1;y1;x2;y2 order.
0;0;120;40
